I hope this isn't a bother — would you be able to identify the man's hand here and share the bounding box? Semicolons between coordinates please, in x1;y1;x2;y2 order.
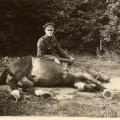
70;56;74;62
69;56;75;65
54;57;60;64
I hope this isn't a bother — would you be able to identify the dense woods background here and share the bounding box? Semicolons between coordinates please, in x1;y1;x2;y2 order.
0;0;120;56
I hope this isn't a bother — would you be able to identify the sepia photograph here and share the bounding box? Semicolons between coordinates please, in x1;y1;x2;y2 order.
0;0;120;118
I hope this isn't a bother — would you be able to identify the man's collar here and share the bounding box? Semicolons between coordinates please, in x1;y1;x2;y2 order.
44;34;54;38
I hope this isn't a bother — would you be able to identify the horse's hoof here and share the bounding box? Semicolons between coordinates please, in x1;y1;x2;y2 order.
35;89;52;98
35;89;44;96
102;75;110;83
10;95;19;103
74;82;86;91
42;93;52;98
10;89;20;102
84;84;97;92
102;89;113;99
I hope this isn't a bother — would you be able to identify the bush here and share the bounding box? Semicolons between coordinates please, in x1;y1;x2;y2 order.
0;0;120;56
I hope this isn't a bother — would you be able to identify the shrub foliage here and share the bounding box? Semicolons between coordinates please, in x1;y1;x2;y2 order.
0;0;120;56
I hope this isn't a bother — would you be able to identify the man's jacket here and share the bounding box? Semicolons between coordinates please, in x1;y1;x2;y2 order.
37;35;70;59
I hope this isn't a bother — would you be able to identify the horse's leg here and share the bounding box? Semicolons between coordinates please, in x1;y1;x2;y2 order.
7;56;32;89
7;71;25;90
7;71;27;101
0;69;8;85
66;71;106;91
74;81;98;92
19;77;34;93
87;70;110;83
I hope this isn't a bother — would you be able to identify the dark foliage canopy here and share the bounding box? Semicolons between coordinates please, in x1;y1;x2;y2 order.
0;0;119;56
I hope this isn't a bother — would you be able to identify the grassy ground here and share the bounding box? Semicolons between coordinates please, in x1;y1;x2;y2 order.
0;54;120;117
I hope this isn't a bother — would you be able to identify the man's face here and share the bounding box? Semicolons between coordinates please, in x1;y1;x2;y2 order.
45;25;54;36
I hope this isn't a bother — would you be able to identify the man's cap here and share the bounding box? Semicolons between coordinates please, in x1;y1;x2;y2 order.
43;22;55;29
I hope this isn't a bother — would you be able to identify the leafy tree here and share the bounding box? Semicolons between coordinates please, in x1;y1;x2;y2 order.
0;0;120;56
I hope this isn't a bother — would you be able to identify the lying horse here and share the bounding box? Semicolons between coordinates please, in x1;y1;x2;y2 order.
0;56;110;100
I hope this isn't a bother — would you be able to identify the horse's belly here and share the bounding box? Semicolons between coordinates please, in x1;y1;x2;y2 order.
33;77;64;87
30;57;64;87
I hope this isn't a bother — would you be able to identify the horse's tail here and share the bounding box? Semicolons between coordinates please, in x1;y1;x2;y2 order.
0;69;8;85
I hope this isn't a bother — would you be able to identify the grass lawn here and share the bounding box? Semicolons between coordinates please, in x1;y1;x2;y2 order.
0;54;120;117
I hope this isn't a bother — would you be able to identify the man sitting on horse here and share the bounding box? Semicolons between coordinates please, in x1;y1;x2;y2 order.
37;22;74;64
0;23;110;101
